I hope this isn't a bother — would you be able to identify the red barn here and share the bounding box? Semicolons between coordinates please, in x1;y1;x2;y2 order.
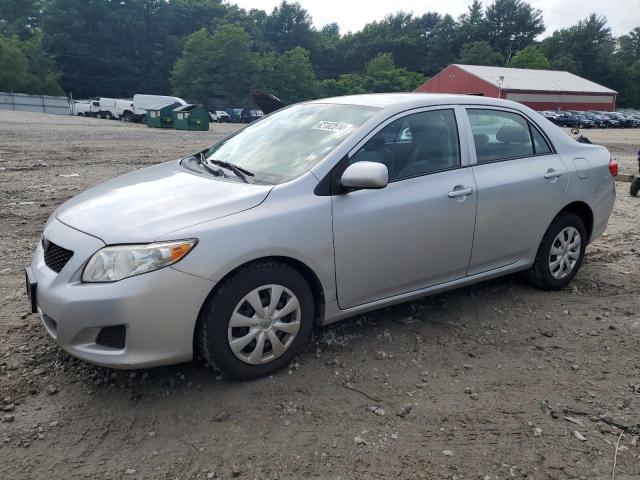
415;64;617;111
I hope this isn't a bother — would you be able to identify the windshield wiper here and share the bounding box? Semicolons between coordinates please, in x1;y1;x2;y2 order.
207;159;254;184
195;152;228;178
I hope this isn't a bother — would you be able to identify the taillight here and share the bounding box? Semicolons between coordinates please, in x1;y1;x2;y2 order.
609;157;618;177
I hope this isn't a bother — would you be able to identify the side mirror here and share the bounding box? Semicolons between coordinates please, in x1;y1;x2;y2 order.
340;161;388;190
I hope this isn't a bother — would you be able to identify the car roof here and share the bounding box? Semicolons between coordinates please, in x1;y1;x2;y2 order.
310;93;527;111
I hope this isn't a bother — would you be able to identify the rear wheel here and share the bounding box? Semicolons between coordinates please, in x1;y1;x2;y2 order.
105;112;112;120
523;212;587;290
197;261;314;380
122;112;133;122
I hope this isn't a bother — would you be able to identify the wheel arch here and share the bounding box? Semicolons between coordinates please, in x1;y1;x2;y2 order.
558;201;594;243
192;255;326;355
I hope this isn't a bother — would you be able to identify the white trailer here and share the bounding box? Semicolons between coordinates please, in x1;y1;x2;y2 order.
132;94;186;122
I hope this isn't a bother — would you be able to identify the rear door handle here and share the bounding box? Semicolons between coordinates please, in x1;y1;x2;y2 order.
447;187;474;198
544;169;563;179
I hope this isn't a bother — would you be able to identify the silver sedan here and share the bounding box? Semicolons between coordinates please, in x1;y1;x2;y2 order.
26;94;616;379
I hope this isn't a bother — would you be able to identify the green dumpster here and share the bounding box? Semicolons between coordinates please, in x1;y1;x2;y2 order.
172;104;209;131
145;102;180;128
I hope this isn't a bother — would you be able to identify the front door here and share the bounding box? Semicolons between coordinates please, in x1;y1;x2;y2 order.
332;108;478;309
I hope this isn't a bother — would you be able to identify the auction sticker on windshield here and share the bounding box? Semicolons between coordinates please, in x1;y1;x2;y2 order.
311;121;354;132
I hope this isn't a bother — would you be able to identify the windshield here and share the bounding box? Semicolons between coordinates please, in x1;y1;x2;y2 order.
204;103;378;183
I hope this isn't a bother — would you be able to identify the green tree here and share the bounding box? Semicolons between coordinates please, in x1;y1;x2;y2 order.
0;33;63;94
263;1;315;54
320;53;424;97
509;46;550;69
171;25;258;105
364;53;424;91
485;0;544;61
424;14;461;72
257;47;317;103
617;27;640;64
459;41;503;65
0;0;41;39
458;0;487;44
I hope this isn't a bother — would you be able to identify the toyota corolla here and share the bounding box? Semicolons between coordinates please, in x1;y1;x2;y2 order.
26;94;616;380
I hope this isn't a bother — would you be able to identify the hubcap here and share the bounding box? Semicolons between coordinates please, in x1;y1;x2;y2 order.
227;284;301;365
548;227;581;280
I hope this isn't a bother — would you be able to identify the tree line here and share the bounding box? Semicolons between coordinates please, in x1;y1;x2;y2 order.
1;0;639;107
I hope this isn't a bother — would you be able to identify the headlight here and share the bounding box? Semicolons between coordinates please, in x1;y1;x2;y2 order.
82;240;197;283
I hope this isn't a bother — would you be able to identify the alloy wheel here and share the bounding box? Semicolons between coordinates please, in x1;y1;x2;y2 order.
227;284;301;365
548;227;581;279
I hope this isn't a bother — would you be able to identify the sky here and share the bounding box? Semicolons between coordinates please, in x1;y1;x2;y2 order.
230;0;639;37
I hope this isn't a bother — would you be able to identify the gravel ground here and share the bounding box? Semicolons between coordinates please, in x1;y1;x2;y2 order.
1;111;639;480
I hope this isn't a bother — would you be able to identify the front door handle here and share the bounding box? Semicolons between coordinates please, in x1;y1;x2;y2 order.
544;169;563;179
448;187;474;198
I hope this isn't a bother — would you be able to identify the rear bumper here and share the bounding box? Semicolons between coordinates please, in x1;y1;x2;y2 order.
30;218;214;368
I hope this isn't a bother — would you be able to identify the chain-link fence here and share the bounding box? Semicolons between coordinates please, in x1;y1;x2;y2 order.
0;92;70;115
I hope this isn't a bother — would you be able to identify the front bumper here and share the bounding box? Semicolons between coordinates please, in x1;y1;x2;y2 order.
29;218;214;368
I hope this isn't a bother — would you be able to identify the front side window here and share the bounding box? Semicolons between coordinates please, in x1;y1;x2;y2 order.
349;109;460;181
204;103;378;183
467;109;552;163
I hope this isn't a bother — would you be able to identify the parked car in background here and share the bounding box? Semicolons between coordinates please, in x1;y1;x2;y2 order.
553;112;580;128
132;94;187;122
97;98;118;119
583;112;607;128
540;111;562;125
240;109;264;123
628;113;640;126
71;101;92;116
574;114;595;129
114;99;135;122
26;94;616;380
213;110;231;123
605;112;636;128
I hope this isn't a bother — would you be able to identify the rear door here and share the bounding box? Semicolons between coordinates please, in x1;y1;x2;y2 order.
465;108;569;275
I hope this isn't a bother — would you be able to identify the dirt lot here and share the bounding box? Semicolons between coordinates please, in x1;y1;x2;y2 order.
0;111;639;480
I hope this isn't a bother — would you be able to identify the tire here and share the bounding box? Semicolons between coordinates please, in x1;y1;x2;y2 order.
631;176;640;197
105;112;112;120
197;261;315;380
122;112;133;122
523;212;587;290
76;113;83;117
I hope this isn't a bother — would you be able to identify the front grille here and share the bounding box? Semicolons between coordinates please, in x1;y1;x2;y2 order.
95;325;126;349
43;240;74;273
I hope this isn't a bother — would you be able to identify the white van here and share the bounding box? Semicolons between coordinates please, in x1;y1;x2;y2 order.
114;99;135;122
71;101;91;116
98;98;118;119
133;94;187;122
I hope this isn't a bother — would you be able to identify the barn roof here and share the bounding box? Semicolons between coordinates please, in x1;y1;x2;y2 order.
454;64;617;94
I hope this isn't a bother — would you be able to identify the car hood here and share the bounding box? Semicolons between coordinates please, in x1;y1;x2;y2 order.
56;160;273;244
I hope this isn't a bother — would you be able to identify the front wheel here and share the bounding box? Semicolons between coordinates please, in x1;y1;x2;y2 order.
523;212;587;290
197;261;315;380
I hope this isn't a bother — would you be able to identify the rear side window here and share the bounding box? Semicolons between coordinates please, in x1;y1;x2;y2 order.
467;109;551;163
530;126;552;154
